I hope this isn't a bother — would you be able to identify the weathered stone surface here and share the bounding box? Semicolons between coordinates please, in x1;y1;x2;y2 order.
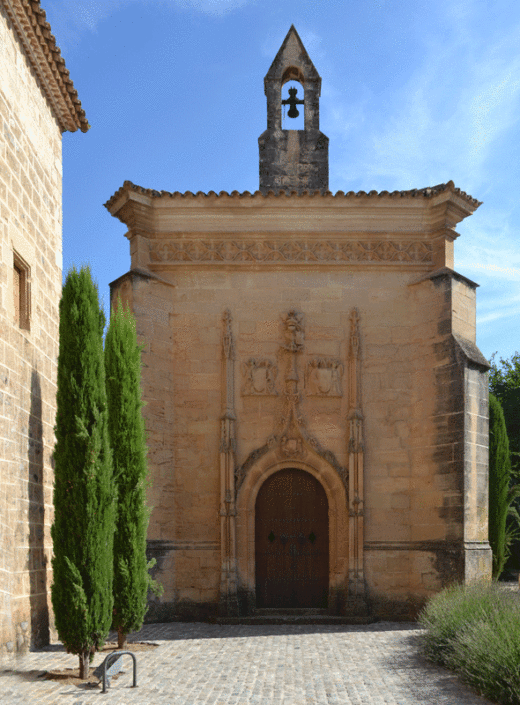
0;0;86;654
259;26;329;195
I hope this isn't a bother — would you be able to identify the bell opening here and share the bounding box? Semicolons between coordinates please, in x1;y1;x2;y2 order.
281;80;304;131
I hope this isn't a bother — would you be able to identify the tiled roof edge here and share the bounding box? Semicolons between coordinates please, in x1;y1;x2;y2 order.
3;0;88;133
104;180;482;210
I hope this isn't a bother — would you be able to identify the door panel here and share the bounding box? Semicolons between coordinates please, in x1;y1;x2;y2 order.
255;468;329;608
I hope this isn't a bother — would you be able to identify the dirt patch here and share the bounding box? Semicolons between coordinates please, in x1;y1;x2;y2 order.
43;642;159;688
100;641;160;652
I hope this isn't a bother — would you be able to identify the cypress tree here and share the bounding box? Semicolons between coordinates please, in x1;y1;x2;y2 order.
489;351;520;571
105;299;161;649
488;392;520;579
51;266;115;679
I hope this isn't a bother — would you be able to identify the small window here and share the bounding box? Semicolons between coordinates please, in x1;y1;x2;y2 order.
13;252;30;330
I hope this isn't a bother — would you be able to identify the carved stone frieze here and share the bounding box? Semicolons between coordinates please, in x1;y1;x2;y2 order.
149;238;433;265
307;357;343;396
241;359;278;396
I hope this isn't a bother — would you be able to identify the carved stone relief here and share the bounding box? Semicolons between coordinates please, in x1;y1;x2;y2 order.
306;357;343;396
150;238;433;264
282;309;305;353
235;309;347;491
241;359;278;396
219;309;238;615
347;307;365;599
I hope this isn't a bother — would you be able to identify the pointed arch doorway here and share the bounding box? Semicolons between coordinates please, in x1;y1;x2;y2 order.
255;468;329;608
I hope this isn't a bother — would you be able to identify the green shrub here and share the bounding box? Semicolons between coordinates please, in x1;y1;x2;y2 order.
418;581;520;704
446;597;520;704
418;581;497;665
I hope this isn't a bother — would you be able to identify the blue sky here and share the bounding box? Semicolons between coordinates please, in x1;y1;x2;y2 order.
44;0;520;364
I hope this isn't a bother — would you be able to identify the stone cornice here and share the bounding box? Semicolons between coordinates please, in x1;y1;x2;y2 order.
104;180;481;236
2;0;88;133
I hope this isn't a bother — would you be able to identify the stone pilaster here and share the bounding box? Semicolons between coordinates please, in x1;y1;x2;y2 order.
219;309;239;616
347;309;365;598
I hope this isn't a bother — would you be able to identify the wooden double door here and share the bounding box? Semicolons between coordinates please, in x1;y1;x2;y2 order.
255;468;329;608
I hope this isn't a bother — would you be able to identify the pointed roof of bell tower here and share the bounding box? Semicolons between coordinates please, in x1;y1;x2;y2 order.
264;25;321;92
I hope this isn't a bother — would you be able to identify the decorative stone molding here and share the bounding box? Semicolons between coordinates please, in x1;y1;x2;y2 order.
235;457;349;616
235;310;346;492
219;309;238;615
149;238;433;265
241;359;278;396
347;308;365;598
306;357;343;397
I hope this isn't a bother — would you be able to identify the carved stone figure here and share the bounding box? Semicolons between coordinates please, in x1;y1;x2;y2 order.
307;357;343;396
282;309;304;352
242;359;278;396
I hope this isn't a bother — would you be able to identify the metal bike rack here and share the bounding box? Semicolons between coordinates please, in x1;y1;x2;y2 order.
94;650;137;693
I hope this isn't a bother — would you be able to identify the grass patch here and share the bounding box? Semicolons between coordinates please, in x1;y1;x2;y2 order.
417;581;520;704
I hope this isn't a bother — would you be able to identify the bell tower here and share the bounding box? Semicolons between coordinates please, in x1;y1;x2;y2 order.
259;25;329;194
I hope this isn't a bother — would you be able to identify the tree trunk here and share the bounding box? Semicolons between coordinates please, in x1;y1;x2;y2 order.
117;627;127;650
79;650;90;679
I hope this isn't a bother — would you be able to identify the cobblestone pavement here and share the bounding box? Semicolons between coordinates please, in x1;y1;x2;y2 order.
0;621;496;705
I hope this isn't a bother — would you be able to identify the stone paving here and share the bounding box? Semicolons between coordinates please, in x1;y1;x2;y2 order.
0;621;496;705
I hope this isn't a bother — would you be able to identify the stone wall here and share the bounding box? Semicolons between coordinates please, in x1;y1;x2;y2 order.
0;2;63;654
111;259;492;621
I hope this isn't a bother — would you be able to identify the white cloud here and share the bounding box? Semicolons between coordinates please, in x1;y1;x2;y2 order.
47;0;254;35
168;0;253;16
477;299;520;326
325;5;520;194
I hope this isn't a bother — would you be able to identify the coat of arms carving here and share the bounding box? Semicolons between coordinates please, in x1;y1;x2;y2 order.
306;357;343;397
241;358;278;396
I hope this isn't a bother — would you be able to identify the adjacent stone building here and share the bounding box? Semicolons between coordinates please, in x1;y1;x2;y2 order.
106;26;492;621
0;0;87;654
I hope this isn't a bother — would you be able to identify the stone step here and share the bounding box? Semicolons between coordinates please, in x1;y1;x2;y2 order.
212;615;375;625
254;608;329;616
212;607;375;626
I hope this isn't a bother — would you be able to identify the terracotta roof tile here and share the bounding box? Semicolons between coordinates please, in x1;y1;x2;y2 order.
104;180;481;210
3;0;88;132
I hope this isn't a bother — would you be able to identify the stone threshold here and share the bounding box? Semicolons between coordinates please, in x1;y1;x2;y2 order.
211;607;375;625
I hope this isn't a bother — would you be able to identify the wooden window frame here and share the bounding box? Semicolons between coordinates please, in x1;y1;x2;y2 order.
13;251;31;331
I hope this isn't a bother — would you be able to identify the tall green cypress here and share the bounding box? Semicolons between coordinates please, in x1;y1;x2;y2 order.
488;392;520;579
105;299;161;649
51;266;115;679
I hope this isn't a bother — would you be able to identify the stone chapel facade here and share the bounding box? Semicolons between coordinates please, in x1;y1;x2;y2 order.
0;0;87;654
106;26;492;622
